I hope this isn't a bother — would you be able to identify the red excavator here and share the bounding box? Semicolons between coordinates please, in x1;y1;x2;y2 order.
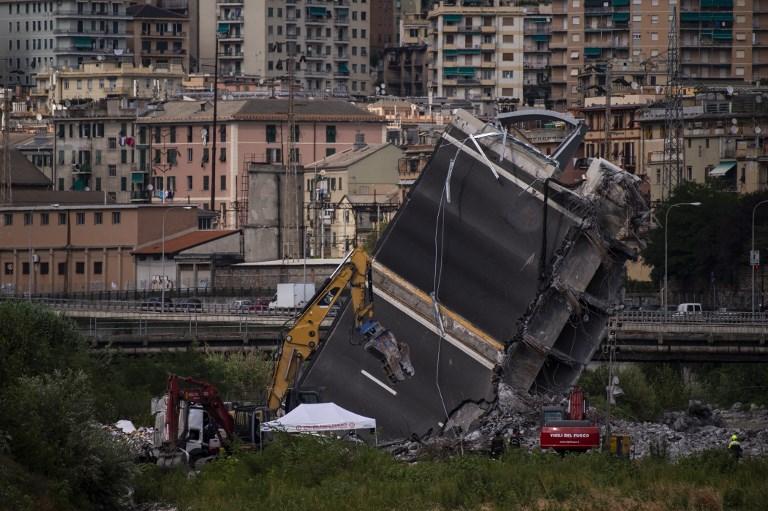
539;386;600;453
152;374;264;468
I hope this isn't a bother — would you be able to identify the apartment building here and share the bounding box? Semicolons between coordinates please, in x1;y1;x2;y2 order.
549;0;672;110
427;0;525;118
304;143;402;258
53;97;151;203
0;203;197;294
127;3;190;72
197;0;372;97
578;91;663;176
135;99;386;227
0;0;134;89
32;62;185;114
383;14;429;97
639;89;768;203
523;6;553;108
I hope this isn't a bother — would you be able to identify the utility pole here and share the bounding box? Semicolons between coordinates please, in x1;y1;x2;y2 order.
210;35;219;216
284;47;298;259
1;61;12;204
604;62;612;163
662;6;684;201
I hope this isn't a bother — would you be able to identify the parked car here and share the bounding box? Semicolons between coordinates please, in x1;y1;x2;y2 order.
141;297;163;311
230;299;253;313
249;297;271;312
174;297;203;312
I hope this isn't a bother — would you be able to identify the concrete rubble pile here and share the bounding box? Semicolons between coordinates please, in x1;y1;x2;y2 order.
387;396;768;461
299;108;650;442
102;420;155;459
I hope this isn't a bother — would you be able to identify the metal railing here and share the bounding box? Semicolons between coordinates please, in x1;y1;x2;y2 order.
617;310;768;326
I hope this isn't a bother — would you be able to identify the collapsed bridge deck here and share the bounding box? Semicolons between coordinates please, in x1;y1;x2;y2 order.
298;109;649;440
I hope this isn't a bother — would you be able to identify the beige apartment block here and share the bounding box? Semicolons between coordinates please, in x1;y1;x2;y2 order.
52;97;154;203
127;3;191;72
638;90;768;203
197;0;372;97
304;143;402;258
0;204;197;295
579;92;662;174
428;0;525;118
32;62;185;112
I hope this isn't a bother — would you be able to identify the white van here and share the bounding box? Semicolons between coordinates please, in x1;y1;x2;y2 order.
675;303;703;315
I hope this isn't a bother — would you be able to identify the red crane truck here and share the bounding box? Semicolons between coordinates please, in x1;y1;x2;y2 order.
539;386;600;453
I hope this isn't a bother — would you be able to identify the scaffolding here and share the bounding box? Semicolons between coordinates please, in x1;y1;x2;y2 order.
662;6;684;201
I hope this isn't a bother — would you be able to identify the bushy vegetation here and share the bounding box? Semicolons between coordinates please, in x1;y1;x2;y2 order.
0;301;273;510
0;302;135;511
134;434;768;511
580;362;768;421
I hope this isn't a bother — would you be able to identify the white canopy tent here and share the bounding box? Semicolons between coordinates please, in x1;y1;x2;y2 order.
260;403;377;444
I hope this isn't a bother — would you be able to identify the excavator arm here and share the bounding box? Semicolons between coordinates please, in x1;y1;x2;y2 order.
267;248;374;411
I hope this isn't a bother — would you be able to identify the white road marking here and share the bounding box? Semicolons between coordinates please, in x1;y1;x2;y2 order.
361;370;397;396
373;287;496;370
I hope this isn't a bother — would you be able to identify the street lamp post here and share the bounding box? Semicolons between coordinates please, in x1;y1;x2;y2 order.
161;206;192;312
751;200;768;313
664;202;702;313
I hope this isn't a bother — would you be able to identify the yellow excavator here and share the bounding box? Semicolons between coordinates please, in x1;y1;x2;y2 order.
154;248;409;460
267;247;372;411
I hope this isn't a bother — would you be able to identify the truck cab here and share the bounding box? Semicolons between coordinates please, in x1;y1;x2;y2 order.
539;387;600;452
674;303;703;316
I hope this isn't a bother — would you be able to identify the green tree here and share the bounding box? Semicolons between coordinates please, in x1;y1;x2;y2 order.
641;183;768;294
205;351;274;403
0;301;89;389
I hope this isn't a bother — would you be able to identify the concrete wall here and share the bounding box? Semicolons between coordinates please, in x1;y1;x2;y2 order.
243;164;303;261
215;261;341;291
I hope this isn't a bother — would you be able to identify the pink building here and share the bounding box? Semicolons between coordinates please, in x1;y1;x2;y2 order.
136;99;386;228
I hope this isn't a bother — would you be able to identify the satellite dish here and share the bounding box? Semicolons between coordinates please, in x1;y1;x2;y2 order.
730;125;739;135
732;118;738;125
655;85;662;94
631;81;639;90
64;100;71;107
319;169;326;176
36;113;42;121
726;86;734;96
756;126;763;135
147;184;154;191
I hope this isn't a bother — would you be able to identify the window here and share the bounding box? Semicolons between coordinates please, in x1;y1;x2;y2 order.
203;176;210;191
219;148;226;162
220;175;227;191
56;262;66;275
4;263;12;275
502;53;514;61
651;15;659;23
266;124;277;142
40;213;49;225
572;16;580;25
76;262;85;274
187;126;193;143
220;126;226;143
326;125;337;143
502;70;514;79
112;212;121;224
22;262;29;275
187;148;193;161
291;125;300;142
651;32;659;41
94;212;103;225
633;32;641;40
58;212;67;225
169;126;176;143
202;148;209;164
40;262;49;275
76;212;85;225
24;212;32;225
120;177;127;192
326;148;336;157
108;165;117;177
4;213;12;226
108;137;117;149
187;176;193;190
93;261;103;275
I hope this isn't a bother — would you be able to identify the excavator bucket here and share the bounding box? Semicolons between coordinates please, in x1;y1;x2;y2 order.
298;109;649;441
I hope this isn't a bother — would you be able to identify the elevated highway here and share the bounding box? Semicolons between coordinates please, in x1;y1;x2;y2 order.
6;298;768;361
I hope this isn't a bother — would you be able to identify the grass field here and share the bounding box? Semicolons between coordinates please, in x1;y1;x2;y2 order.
134;435;768;511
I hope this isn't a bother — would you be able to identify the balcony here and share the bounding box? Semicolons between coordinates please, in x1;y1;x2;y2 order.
55;9;131;19
217;32;243;41
139;31;186;39
220;51;244;59
130;190;151;203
